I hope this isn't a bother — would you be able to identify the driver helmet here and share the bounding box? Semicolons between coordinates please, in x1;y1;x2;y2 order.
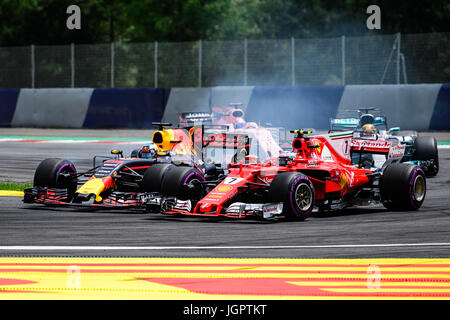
140;142;159;159
234;118;246;129
362;123;377;136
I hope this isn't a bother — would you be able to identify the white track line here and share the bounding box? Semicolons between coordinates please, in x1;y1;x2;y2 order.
1;243;450;251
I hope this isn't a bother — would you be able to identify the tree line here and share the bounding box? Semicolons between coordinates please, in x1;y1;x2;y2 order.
0;0;449;46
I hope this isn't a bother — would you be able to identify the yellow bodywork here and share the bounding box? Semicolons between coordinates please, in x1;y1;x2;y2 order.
76;178;108;202
152;128;193;155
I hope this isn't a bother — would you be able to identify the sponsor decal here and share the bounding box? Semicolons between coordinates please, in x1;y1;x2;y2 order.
340;168;354;188
388;145;406;158
217;185;232;192
307;160;319;167
206;194;225;198
332;118;359;125
259;175;275;185
342;140;350;155
351;139;391;150
262;203;283;219
224;177;244;185
203;134;248;148
321;145;333;162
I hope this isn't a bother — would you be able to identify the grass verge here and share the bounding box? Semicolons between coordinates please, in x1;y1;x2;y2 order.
0;180;33;191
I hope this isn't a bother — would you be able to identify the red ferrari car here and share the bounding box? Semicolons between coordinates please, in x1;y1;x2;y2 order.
153;130;427;221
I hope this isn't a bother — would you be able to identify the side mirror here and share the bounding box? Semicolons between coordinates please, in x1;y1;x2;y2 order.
111;150;123;158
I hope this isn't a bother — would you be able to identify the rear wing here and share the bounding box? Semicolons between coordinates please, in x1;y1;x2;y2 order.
330;115;388;131
179;112;213;126
187;125;252;167
329;118;359;131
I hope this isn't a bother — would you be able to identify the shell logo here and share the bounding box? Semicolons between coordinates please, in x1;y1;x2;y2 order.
315;142;321;154
217;185;232;192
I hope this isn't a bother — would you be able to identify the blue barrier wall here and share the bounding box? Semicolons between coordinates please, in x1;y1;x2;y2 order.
0;85;449;130
83;88;169;128
0;89;20;126
429;84;450;130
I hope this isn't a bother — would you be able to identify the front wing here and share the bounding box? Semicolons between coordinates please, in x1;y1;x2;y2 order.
23;187;146;209
152;195;284;220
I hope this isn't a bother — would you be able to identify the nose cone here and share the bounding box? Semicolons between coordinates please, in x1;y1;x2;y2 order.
76;176;113;202
199;203;215;213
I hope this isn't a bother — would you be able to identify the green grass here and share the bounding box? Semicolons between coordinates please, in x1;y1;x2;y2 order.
0;180;33;191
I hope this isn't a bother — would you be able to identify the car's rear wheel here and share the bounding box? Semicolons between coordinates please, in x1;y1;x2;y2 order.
268;172;315;220
141;163;175;192
33;158;78;199
160;166;206;201
380;163;426;211
413;136;439;176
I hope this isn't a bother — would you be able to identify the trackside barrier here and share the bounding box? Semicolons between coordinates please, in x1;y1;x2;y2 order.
0;85;449;130
12;88;94;128
0;89;20;127
337;84;442;131
83;88;169;128
430;84;450;130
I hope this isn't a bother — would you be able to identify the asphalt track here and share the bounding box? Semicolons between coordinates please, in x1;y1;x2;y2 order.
0;129;449;259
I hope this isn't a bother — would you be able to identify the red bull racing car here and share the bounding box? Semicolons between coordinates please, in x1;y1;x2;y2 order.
23;123;209;208
23;123;247;210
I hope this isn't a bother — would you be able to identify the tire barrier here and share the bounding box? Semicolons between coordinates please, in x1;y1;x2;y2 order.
0;85;449;130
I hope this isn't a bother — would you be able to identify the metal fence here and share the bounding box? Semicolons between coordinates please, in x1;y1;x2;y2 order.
0;32;449;88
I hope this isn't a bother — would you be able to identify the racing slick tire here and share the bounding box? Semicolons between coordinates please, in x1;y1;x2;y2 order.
413;136;439;177
380;163;426;211
160;166;206;201
33;158;78;197
141;163;175;192
268;172;315;221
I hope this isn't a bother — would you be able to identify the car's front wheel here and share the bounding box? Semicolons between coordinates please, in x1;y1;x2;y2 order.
33;158;78;200
268;172;315;221
160;166;206;201
141;163;175;192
